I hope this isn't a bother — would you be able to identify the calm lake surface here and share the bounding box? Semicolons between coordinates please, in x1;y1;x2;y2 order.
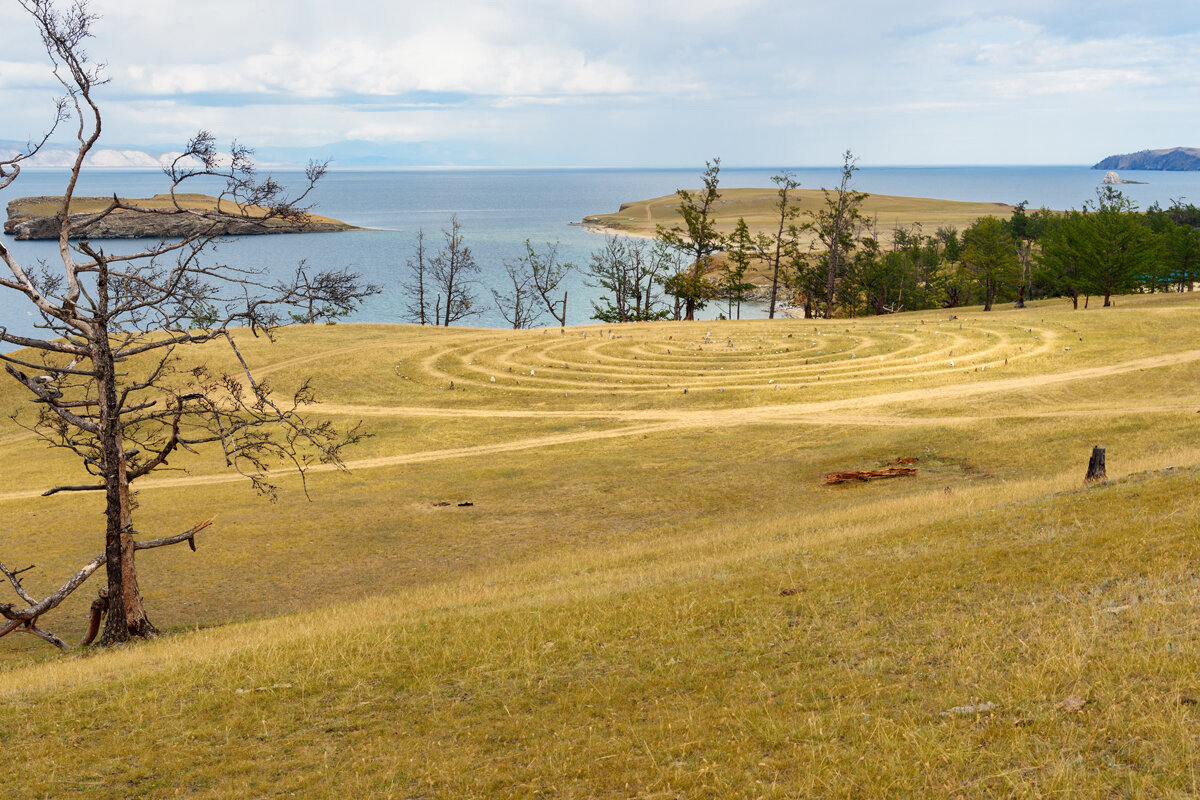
6;165;1200;332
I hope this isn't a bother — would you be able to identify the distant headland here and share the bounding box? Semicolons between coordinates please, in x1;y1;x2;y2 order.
3;194;357;240
1093;147;1200;171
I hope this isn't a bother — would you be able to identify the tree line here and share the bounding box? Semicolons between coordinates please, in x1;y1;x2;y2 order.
402;157;1200;328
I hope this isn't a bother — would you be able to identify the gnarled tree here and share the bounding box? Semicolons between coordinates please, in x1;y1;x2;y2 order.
0;0;370;648
759;171;802;319
658;158;723;321
809;150;867;318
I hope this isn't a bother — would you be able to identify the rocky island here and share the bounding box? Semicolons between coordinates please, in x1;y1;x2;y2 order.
1093;147;1200;171
4;193;357;240
1100;171;1146;185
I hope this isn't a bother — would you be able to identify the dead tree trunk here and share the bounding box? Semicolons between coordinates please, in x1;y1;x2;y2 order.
96;333;156;644
92;257;155;645
1085;446;1107;484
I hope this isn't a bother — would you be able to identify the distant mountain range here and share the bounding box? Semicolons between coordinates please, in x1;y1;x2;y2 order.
0;139;200;169
1093;147;1200;171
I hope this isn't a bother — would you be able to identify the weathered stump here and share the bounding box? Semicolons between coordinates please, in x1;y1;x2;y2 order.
1085;446;1107;483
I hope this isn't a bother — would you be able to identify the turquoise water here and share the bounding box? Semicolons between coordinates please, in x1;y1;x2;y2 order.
6;166;1200;332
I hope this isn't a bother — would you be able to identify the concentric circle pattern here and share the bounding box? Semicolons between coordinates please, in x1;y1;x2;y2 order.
407;317;1060;397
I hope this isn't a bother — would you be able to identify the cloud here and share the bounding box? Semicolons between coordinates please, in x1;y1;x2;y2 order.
119;35;637;100
4;0;1200;165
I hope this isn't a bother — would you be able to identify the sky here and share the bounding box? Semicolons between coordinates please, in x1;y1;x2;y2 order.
2;0;1199;167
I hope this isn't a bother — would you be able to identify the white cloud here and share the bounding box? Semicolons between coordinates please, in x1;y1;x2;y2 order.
3;0;1200;165
116;33;636;99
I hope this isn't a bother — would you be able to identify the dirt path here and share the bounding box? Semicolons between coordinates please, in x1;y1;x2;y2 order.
315;348;1200;425
0;347;1190;503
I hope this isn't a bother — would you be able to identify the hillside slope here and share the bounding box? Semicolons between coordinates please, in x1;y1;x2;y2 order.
1093;147;1200;171
0;294;1198;797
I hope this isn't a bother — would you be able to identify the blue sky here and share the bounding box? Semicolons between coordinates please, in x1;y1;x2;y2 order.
3;0;1198;167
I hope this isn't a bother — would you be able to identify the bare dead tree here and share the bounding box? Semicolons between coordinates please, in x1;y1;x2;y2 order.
402;229;432;325
491;257;539;329
430;215;480;326
585;237;672;323
289;261;380;324
493;240;572;330
0;0;370;648
525;240;572;329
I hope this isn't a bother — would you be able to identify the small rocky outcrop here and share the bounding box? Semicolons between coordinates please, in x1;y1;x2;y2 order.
1101;171;1146;185
4;195;356;240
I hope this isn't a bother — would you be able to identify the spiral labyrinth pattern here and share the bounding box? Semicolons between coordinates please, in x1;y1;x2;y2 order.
401;317;1066;398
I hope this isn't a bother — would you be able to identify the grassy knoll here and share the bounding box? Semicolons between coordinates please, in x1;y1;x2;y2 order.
0;293;1199;796
582;187;1019;243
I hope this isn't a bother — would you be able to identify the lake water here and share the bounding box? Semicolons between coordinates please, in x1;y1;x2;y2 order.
5;165;1200;333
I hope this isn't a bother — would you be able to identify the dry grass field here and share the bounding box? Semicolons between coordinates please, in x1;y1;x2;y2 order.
582;188;1018;244
0;292;1198;797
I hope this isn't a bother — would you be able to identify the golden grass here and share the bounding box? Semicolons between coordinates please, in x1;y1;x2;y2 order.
8;193;354;229
0;293;1197;796
583;187;1021;243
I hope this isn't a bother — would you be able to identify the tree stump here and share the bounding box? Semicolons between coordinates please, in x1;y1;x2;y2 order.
1085;446;1107;483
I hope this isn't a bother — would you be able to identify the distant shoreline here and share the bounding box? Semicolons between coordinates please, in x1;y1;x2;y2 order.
576;221;656;240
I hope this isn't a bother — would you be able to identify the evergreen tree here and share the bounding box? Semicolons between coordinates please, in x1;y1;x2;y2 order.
1079;188;1158;306
720;218;757;319
961;216;1020;311
808;151;867;318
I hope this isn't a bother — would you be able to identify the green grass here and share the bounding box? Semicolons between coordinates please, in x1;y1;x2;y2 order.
0;293;1197;797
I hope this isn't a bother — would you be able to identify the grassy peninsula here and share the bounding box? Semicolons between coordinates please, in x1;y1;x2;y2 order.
582;187;1018;243
1;293;1199;796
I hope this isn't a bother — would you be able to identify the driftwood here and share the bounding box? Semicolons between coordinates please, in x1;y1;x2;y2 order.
824;467;918;485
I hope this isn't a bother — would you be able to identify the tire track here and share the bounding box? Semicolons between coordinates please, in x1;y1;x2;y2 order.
2;347;1195;503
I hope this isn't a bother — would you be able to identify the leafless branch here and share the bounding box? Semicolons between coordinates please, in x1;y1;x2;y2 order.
0;563;39;606
41;483;104;497
134;518;213;551
0;552;106;622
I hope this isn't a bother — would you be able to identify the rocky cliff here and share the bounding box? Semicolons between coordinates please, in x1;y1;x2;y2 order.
1093;147;1200;171
4;194;356;240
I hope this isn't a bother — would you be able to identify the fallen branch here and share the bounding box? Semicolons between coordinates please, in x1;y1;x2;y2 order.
824;467;918;485
134;518;213;551
0;617;69;650
0;552;106;622
41;484;104;497
0;518;214;650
